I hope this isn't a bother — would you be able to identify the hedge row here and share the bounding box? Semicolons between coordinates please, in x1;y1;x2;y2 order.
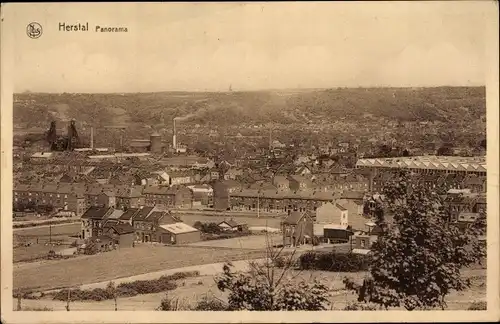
52;271;200;301
298;252;371;272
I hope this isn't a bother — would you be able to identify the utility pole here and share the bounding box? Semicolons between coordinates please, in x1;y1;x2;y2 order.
257;194;260;218
66;288;71;311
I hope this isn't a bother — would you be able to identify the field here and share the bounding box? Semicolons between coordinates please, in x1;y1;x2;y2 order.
15;268;486;311
176;214;283;229
188;233;282;249
13;244;267;292
13;223;81;263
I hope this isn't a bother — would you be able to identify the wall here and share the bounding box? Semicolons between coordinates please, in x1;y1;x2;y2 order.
118;233;134;248
175;231;201;244
316;202;343;224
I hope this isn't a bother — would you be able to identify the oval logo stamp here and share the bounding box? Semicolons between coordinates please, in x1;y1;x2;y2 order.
26;22;43;39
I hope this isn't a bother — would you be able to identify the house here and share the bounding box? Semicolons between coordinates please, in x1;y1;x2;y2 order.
294;156;311;166
352;233;377;253
229;188;338;214
104;223;135;248
272;176;290;191
248;181;277;191
187;184;213;207
95;191;117;208
115;186;144;209
157;223;201;244
88;235;116;252
80;206;115;239
281;210;314;247
224;168;243;180
335;198;369;231
294;165;312;176
142;185;193;209
118;207;140;225
323;224;353;243
165;170;196;186
133;207;182;243
218;219;248;232
13;183;87;217
463;176;486;193
212;180;242;211
315;202;348;226
288;175;313;191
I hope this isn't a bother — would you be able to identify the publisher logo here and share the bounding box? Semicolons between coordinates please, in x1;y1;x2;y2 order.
27;22;43;39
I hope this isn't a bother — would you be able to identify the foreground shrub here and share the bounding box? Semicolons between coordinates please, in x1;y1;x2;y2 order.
344;302;379;310
216;262;330;310
468;301;487;310
298;252;370;272
156;293;185;311
21;306;53;311
52;271;200;301
193;296;228;311
53;288;113;301
117;277;177;295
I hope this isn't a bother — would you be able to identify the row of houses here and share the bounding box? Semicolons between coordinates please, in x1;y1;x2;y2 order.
281;190;486;250
12;183;198;217
80;205;201;246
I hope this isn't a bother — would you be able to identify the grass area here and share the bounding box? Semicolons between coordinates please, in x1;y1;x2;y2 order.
13;245;267;292
14;223;81;263
14;223;81;237
16;268;486;311
189;233;282;249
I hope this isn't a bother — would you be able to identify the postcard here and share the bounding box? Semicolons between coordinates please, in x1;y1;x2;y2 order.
1;2;499;323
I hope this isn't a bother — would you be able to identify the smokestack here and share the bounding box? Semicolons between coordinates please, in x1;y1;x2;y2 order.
90;126;94;150
173;119;177;150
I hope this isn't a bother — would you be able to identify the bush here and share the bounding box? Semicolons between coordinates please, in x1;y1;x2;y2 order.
118;278;177;295
116;286;138;297
344;302;379;310
21;306;53;311
193;296;227;311
298;252;370;272
84;241;98;255
157;293;183;311
52;271;200;301
468;301;487;310
52;288;113;301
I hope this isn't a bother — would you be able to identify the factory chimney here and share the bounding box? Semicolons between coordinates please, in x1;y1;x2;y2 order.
90;126;94;150
173;118;177;150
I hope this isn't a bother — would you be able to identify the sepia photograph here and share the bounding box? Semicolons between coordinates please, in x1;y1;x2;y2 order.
1;1;499;323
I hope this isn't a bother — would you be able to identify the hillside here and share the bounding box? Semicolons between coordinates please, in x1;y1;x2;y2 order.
13;87;486;129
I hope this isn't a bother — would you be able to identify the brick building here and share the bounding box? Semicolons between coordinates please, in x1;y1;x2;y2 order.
142;185;193;209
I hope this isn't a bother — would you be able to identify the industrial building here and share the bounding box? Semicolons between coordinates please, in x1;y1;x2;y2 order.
157;222;201;244
129;131;164;153
356;156;486;176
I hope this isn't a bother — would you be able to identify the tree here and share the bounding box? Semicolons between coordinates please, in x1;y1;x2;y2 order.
353;173;485;310
479;138;486;150
437;145;454;156
84;241;99;255
106;281;118;311
215;236;330;310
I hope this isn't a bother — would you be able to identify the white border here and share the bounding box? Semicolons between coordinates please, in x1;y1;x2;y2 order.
1;2;499;323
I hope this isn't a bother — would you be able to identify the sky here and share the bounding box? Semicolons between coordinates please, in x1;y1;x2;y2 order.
7;2;495;93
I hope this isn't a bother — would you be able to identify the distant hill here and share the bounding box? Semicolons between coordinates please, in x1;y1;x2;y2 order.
13;87;486;129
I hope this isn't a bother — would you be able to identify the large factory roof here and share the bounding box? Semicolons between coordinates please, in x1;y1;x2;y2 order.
356;156;486;172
